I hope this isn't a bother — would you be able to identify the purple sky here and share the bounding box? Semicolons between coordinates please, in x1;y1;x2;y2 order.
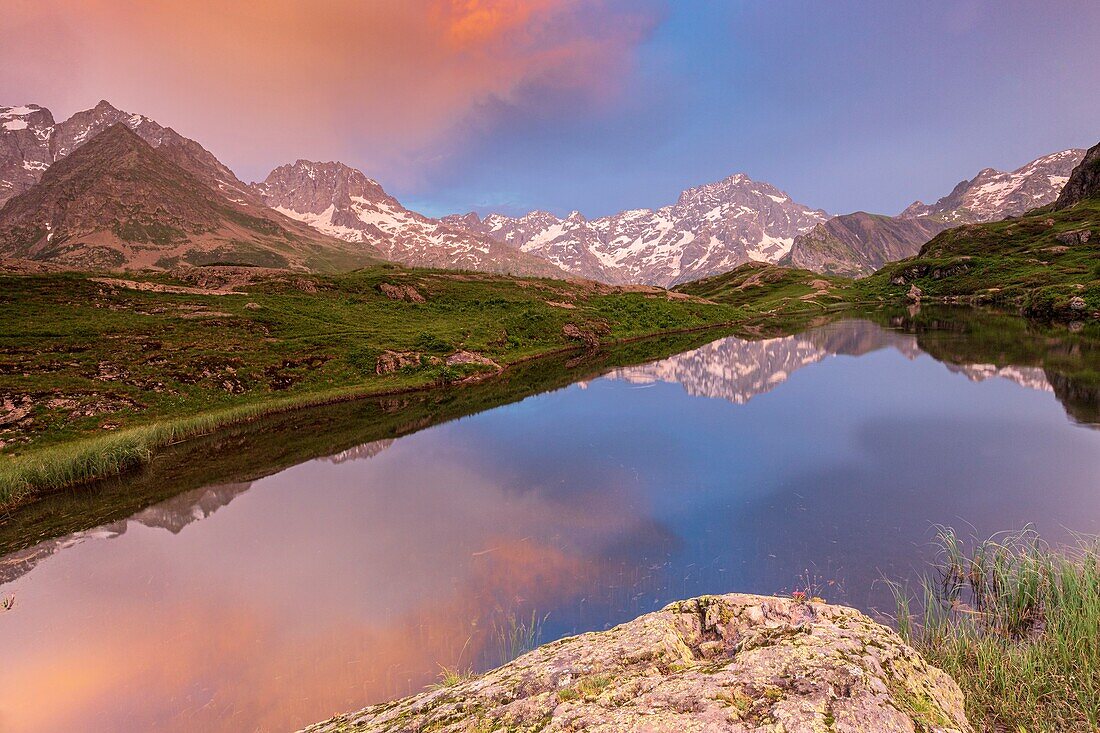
3;0;1098;218
410;0;1100;218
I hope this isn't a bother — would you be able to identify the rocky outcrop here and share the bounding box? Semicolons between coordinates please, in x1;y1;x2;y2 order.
377;282;426;303
375;351;424;374
1052;141;1100;211
563;321;610;349
1054;228;1092;245
444;350;500;370
303;593;971;733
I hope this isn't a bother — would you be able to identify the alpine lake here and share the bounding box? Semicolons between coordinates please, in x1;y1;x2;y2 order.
1;306;1097;732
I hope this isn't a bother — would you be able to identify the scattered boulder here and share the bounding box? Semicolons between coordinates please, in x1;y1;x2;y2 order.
563;321;610;349
303;593;971;733
375;351;421;375
244;302;262;310
907;284;923;302
444;351;500;370
1055;228;1092;245
1069;296;1087;311
378;282;426;303
0;395;33;426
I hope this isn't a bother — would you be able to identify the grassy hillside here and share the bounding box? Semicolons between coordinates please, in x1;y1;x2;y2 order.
856;196;1100;319
781;211;951;277
673;261;850;315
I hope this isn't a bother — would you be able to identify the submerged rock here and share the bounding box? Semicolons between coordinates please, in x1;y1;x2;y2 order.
302;593;970;733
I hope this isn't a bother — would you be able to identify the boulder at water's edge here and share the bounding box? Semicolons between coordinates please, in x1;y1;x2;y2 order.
302;593;971;733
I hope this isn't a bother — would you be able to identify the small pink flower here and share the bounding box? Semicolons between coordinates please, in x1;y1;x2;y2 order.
791;590;807;603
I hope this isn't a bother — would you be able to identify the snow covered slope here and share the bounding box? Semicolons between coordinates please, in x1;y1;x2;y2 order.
901;149;1085;223
445;174;828;287
253;161;564;277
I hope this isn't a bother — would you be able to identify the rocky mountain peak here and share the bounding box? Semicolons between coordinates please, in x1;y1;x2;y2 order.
675;171;753;200
1052;141;1100;210
0;100;257;208
792;147;1088;279
900;148;1085;223
0;123;382;271
1;105;55;131
254;160;398;215
439;211;483;230
253;160;564;277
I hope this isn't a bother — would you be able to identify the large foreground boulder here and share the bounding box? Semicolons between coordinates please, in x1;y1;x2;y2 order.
302;593;970;733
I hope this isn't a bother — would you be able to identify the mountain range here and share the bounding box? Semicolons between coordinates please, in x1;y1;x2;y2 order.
0;102;558;276
252;160;562;276
443;174;828;287
0;123;384;271
783;149;1084;276
0;99;1087;283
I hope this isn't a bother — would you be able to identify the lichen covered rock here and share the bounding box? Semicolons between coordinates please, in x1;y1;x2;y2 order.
302;593;971;733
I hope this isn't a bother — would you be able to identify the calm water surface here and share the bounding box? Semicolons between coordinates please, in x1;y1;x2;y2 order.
1;315;1098;732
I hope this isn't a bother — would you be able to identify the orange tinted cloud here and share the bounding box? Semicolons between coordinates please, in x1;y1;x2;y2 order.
0;0;658;185
439;0;563;48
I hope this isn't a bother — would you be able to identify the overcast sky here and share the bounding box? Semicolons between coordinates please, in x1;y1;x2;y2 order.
4;0;1098;218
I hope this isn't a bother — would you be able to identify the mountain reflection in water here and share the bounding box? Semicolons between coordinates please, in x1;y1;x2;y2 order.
608;319;1055;405
0;313;1097;733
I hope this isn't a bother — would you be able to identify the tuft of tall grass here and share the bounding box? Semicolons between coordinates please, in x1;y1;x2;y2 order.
428;664;474;690
892;526;1100;732
491;609;547;668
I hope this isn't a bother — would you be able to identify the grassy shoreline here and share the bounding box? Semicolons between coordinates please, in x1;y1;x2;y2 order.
0;322;752;511
893;528;1100;732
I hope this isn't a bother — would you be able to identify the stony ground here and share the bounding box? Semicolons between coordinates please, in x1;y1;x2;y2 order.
303;593;971;733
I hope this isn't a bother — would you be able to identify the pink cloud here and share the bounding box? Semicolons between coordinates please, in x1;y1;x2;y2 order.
0;0;659;185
